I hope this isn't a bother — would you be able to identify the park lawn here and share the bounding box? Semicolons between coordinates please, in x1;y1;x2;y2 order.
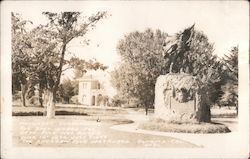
12;116;198;148
210;106;237;118
134;106;236;133
12;105;236;148
138;118;231;134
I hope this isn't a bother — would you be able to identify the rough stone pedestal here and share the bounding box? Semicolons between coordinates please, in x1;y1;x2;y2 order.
154;73;210;123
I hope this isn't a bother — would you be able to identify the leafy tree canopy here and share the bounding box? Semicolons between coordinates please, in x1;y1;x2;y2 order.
111;29;168;109
219;46;238;111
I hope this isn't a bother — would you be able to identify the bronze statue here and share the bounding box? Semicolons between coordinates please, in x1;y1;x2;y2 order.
163;24;195;73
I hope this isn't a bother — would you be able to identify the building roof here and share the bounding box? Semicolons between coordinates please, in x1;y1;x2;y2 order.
77;70;107;82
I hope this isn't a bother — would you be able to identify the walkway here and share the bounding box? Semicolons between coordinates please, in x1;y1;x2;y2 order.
111;109;242;149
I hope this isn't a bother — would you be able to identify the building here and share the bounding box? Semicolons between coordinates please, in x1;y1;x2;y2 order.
77;71;114;106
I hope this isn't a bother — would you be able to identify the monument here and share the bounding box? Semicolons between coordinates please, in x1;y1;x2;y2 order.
154;25;211;123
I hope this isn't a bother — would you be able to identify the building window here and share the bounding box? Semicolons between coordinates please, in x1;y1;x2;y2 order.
83;83;87;89
92;96;95;106
97;83;101;89
82;95;86;103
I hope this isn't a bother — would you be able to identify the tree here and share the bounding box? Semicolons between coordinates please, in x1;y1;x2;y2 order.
11;13;33;107
222;46;238;82
40;12;108;118
58;78;75;104
220;46;238;114
12;12;58;107
111;29;168;114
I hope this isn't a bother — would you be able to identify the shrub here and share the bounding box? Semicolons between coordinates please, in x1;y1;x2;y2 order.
70;95;78;104
13;91;22;101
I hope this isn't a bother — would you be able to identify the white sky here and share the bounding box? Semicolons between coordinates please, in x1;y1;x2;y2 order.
13;1;249;77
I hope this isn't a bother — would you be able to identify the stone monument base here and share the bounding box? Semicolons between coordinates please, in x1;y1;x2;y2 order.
154;73;210;123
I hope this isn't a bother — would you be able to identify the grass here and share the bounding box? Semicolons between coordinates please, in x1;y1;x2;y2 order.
210;107;237;118
138;118;231;134
12;116;197;148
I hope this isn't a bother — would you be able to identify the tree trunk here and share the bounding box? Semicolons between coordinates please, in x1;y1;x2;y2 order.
46;42;67;118
46;90;56;118
67;97;70;104
20;84;27;107
145;105;148;116
236;103;238;116
38;87;43;107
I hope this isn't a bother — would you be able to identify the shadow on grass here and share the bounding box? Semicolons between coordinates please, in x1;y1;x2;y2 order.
12;105;127;116
12;110;88;116
108;119;134;125
12;111;44;116
211;113;237;118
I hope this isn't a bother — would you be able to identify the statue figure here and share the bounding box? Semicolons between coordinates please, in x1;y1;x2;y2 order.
163;24;195;73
